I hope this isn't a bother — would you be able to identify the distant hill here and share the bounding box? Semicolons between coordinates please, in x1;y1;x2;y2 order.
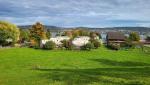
18;25;150;32
18;25;62;29
88;27;150;32
18;25;32;29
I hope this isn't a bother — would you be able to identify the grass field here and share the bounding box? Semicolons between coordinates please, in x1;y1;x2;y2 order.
0;47;150;85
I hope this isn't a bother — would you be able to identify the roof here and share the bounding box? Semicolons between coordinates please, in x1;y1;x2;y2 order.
107;32;125;40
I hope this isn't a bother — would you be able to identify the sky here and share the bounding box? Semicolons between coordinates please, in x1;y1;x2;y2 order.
0;0;150;27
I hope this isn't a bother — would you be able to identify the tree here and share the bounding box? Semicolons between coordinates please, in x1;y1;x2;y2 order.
129;32;140;41
72;29;80;38
90;32;97;39
64;31;73;38
29;22;47;46
64;29;90;39
95;32;101;39
19;29;29;43
46;29;51;39
0;21;20;46
146;36;150;41
0;29;12;46
79;29;89;36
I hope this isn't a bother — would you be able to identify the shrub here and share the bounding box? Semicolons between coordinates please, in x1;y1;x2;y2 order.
124;39;140;49
43;41;56;50
61;40;73;50
81;42;94;51
93;40;101;49
33;43;40;49
90;39;101;49
108;43;120;50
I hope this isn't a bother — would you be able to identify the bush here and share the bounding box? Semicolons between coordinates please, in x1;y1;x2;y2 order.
93;40;101;49
43;41;56;50
90;39;101;49
129;32;140;41
81;42;94;51
33;43;40;49
108;43;120;50
61;40;73;50
124;39;141;49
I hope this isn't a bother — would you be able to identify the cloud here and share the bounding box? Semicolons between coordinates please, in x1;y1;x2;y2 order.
0;0;150;27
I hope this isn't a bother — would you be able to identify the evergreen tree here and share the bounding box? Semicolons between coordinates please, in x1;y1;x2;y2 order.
46;29;51;39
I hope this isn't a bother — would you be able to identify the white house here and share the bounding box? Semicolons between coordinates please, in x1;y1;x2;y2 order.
72;36;90;47
41;36;70;46
50;36;70;45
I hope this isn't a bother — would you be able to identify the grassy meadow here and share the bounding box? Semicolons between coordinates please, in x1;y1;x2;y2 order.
0;47;150;85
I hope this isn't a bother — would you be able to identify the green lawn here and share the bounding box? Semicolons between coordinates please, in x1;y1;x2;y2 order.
0;47;150;85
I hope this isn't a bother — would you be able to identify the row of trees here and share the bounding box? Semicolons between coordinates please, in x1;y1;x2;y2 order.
0;21;149;50
63;29;101;39
0;21;51;47
0;21;101;50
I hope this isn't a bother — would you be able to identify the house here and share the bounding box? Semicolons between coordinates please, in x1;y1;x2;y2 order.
72;36;90;47
50;36;70;45
41;36;70;47
106;32;125;45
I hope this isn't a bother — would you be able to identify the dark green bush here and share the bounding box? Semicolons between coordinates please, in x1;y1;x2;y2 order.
93;40;100;49
43;41;56;50
0;29;14;46
81;42;94;51
90;38;101;49
61;40;73;50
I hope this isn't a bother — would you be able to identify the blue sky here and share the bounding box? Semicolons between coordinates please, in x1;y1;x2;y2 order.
0;0;150;27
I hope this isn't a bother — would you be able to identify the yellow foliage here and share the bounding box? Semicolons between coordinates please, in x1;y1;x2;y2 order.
0;21;20;42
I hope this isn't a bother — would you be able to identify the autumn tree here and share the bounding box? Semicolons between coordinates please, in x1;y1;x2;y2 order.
0;21;20;46
29;22;47;46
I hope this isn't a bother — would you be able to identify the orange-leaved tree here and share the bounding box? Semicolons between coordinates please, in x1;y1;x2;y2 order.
29;22;47;47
